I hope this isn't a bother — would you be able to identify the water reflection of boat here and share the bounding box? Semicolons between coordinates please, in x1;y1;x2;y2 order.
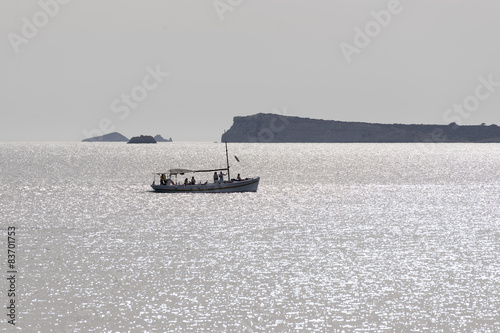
151;141;260;193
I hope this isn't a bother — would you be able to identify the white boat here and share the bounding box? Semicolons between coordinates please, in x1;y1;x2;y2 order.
151;142;260;193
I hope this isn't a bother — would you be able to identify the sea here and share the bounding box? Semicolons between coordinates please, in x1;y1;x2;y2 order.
1;142;499;332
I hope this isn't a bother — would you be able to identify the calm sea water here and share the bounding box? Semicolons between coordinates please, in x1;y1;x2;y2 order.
1;142;499;332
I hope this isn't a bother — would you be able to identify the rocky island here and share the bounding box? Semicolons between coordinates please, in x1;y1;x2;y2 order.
82;132;129;142
154;134;173;142
223;113;500;143
127;135;157;144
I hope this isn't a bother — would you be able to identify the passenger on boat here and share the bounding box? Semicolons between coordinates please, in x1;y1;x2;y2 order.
191;176;196;185
219;171;224;183
184;178;188;186
160;173;167;185
214;172;218;182
237;173;241;181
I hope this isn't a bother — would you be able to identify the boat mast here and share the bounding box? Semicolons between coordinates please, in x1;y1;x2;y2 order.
224;132;230;181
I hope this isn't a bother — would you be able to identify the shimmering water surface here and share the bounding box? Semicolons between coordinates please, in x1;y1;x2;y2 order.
1;142;500;332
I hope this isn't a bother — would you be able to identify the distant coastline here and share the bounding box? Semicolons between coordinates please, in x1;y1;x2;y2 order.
82;132;173;143
224;113;500;143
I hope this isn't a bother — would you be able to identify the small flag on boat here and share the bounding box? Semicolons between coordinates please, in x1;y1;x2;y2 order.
234;155;240;162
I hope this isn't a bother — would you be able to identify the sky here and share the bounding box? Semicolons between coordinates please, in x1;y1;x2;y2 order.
1;0;500;142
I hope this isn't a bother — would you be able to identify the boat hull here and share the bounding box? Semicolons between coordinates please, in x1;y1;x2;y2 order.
151;177;260;193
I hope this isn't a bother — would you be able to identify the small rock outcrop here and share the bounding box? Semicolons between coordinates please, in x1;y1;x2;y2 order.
127;135;157;144
82;132;129;142
154;135;173;142
223;113;500;143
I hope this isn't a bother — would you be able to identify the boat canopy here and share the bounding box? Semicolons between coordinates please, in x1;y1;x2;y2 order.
168;168;195;175
154;168;229;176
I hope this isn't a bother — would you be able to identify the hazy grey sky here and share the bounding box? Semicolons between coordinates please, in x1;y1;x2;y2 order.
1;0;500;141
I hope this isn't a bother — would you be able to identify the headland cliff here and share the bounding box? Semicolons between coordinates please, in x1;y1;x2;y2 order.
223;113;500;143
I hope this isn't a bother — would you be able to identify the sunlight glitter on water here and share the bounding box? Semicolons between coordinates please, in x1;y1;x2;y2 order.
0;142;499;331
